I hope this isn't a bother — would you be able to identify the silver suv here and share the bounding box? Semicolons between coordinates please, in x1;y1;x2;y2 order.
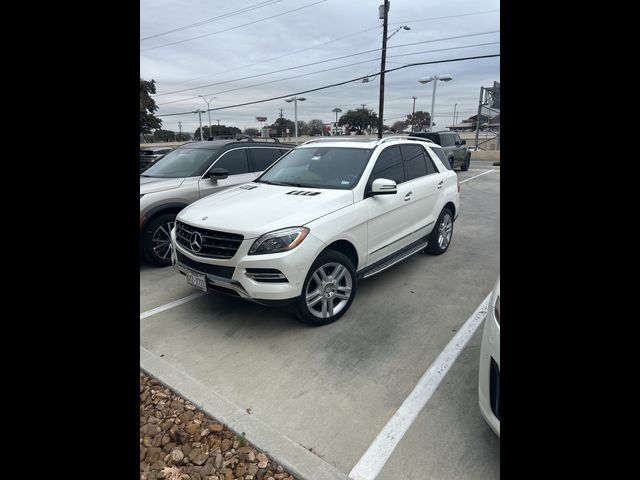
140;138;294;266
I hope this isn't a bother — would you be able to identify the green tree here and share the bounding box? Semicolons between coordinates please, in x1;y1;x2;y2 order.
194;124;242;140
140;78;162;134
405;111;431;131
269;117;295;137
338;108;378;134
244;128;260;136
391;120;408;132
297;120;309;135
152;129;176;142
307;119;324;136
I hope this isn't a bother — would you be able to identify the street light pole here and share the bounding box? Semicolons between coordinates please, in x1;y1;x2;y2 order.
198;96;215;139
285;96;306;143
194;110;204;141
332;107;342;135
419;74;453;132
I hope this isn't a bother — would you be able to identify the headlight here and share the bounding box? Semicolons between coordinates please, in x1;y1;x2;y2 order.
494;295;500;326
249;227;310;255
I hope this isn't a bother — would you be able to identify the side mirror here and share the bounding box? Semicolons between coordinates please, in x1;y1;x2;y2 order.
209;168;229;181
461;139;466;145
369;178;397;197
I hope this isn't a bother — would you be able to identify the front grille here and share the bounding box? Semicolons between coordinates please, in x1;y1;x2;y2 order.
176;251;235;279
175;221;244;259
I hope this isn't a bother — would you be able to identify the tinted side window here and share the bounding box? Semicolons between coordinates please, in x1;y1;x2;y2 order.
429;147;450;170
401;145;427;181
370;146;405;186
213;149;249;175
439;134;451;147
249;148;283;172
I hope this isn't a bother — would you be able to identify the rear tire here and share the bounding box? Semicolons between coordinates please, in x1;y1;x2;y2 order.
294;250;357;326
461;154;470;171
426;207;454;255
142;213;176;266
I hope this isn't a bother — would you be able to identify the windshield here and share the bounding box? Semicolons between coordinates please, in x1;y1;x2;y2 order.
141;147;217;178
256;147;372;190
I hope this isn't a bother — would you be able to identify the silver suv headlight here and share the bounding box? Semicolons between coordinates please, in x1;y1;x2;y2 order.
249;227;310;255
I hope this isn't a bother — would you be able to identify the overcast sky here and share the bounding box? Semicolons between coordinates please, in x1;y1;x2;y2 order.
140;0;499;134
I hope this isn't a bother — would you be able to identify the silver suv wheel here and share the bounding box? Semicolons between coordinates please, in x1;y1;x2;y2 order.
152;221;175;261
305;262;353;319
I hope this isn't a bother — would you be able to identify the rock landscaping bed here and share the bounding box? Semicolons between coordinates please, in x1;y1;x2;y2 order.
140;372;297;480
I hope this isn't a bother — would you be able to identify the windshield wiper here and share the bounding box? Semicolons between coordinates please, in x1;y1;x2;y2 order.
254;179;289;186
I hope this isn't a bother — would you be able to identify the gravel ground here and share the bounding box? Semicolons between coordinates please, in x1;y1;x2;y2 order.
140;372;297;480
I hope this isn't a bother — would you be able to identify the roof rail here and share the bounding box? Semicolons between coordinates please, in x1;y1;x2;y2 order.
375;135;437;146
301;137;377;145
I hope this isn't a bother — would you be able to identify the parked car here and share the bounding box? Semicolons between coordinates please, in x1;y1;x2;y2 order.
140;147;174;172
479;276;500;437
410;131;470;171
171;136;460;325
140;138;294;266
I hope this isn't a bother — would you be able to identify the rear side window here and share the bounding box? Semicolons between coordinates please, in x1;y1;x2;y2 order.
212;148;249;175
370;146;405;186
428;147;450;170
439;134;452;147
249;148;283;172
401;144;427;180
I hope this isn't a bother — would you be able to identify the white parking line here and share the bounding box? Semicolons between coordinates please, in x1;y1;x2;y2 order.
349;293;491;480
459;169;495;184
140;292;207;320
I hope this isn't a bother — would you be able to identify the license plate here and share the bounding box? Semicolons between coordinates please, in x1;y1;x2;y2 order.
186;270;207;292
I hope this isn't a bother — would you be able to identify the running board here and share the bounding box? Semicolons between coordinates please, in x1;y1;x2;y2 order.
358;238;429;280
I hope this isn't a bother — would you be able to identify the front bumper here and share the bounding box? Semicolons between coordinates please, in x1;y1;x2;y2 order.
171;228;326;303
479;304;500;437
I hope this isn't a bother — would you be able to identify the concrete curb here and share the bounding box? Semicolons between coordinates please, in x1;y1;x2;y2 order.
141;346;352;480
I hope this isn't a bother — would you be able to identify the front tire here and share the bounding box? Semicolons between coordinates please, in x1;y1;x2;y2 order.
294;250;357;326
142;213;176;266
425;207;454;255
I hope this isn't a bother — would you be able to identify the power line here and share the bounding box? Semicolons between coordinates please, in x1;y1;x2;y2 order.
157;41;500;106
153;30;500;97
161;24;382;87
156;53;500;117
140;0;284;41
141;0;328;52
389;9;499;26
156;9;498;87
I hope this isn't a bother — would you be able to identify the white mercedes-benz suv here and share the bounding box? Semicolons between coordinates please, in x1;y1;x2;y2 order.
171;136;460;325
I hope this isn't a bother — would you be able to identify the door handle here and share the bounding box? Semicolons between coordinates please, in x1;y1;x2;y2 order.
404;192;413;201
437;181;443;189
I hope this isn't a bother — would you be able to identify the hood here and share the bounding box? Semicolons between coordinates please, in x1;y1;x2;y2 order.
178;183;354;239
140;176;185;194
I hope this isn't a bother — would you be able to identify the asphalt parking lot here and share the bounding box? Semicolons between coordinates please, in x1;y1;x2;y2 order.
140;161;500;479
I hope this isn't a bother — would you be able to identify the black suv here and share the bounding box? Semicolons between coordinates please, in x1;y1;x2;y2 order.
411;131;470;171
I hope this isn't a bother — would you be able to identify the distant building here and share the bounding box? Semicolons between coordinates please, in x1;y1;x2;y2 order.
448;113;499;132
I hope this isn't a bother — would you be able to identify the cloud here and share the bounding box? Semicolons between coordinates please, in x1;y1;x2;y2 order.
141;0;499;132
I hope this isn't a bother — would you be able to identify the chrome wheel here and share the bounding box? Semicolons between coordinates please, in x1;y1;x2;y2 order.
152;221;175;260
305;262;353;319
438;213;453;249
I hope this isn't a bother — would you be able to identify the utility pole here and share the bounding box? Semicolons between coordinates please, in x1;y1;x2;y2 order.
411;96;417;133
178;121;182;141
453;103;457;130
377;0;390;139
217;119;220;136
279;108;284;137
474;86;484;150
